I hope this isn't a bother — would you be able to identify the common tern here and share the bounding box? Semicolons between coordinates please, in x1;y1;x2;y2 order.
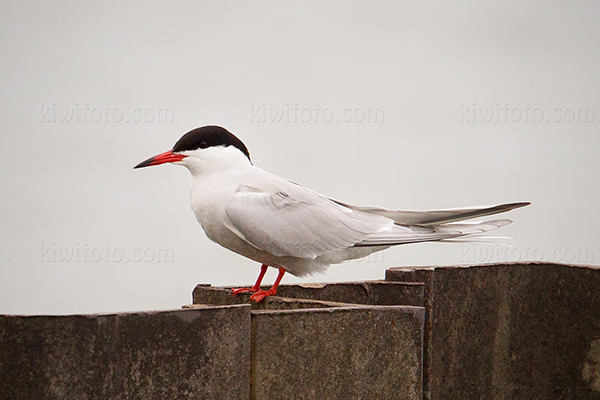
134;126;529;302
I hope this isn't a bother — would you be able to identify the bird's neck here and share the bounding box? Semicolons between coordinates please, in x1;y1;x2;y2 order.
184;148;252;178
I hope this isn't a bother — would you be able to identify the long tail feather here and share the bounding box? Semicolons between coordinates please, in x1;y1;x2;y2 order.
334;200;530;226
356;219;513;247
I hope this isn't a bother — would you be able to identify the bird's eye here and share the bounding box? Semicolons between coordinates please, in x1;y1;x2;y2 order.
198;141;209;149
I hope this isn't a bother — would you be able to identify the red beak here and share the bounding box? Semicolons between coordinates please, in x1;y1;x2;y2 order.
134;150;187;169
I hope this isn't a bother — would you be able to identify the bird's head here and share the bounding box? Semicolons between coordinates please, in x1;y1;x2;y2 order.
134;125;251;175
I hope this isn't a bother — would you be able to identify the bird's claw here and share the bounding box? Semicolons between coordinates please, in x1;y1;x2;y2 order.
231;287;258;295
249;289;276;302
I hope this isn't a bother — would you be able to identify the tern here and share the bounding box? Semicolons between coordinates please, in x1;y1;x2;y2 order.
134;126;529;302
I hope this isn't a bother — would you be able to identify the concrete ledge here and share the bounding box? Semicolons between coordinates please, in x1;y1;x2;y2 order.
193;280;425;309
0;306;251;400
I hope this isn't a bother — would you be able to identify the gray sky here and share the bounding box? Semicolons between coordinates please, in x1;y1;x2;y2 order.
1;1;598;315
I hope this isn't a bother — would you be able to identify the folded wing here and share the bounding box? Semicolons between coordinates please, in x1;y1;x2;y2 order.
224;178;528;260
224;182;393;259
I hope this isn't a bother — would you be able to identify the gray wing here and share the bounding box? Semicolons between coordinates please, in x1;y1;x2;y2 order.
224;176;527;259
224;182;394;259
331;201;530;226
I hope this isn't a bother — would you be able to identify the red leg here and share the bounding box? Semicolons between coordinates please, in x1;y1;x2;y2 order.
232;264;268;295
249;267;286;302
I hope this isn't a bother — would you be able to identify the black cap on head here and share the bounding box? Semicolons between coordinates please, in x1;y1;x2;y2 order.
173;126;251;161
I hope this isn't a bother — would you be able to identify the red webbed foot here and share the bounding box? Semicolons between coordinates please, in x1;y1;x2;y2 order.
231;265;286;303
248;267;286;302
249;288;277;302
231;287;257;295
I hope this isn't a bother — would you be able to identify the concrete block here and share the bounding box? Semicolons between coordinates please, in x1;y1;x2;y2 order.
193;281;426;399
0;305;251;400
387;262;600;400
252;306;425;400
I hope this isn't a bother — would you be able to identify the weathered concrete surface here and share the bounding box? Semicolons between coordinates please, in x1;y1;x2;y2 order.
0;305;251;400
8;262;595;399
274;281;424;306
193;280;424;309
252;306;424;400
387;262;600;400
386;267;434;400
193;282;426;399
186;295;365;311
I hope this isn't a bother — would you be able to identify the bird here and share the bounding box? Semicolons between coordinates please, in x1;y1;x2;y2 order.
134;125;529;302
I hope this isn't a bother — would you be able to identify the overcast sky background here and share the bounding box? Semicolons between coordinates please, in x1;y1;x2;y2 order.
1;1;598;315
